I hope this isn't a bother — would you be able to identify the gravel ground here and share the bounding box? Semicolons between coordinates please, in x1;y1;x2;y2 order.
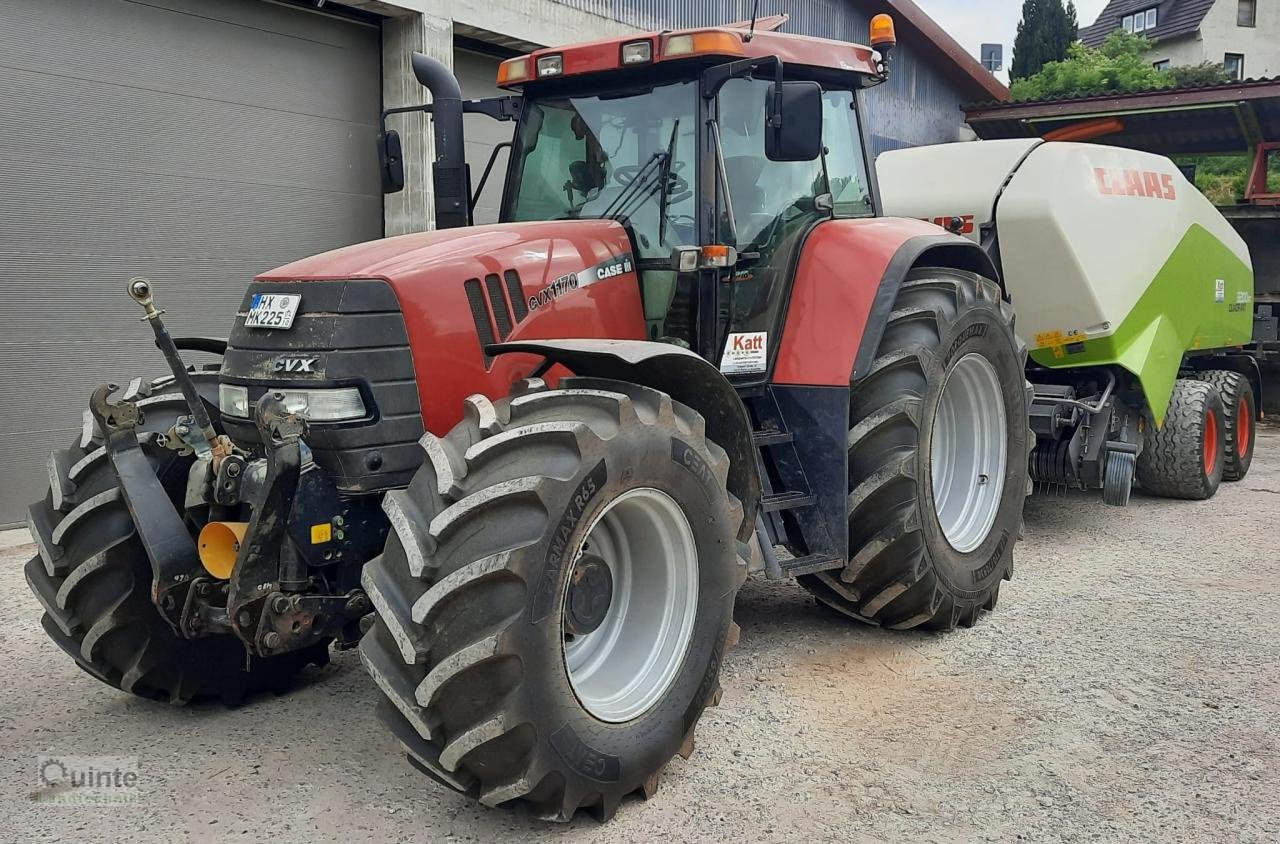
2;427;1277;843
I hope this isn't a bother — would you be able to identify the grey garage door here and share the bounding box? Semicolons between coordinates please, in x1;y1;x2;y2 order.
456;48;515;224
0;0;383;526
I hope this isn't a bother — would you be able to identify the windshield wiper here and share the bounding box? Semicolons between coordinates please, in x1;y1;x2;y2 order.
656;119;679;247
600;149;667;222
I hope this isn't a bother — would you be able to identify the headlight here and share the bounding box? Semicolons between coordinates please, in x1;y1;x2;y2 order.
219;384;249;418
277;387;367;422
218;384;367;422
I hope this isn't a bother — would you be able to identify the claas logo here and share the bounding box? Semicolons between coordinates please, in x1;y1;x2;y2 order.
1093;168;1176;200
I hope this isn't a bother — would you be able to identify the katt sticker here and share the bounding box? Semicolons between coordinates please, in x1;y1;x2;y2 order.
720;331;767;374
1215;279;1226;302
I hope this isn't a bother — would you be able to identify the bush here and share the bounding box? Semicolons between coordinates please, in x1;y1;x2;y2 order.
1011;31;1172;101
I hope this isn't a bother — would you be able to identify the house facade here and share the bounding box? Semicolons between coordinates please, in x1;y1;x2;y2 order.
1080;0;1279;79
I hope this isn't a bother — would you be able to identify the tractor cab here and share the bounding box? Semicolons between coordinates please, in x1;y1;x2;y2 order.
381;20;890;370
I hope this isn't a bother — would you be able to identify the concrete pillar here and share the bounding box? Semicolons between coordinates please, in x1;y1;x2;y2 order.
382;11;453;236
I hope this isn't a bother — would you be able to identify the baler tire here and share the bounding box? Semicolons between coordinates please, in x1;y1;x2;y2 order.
25;377;330;705
1189;370;1255;481
799;268;1031;631
358;378;747;822
1136;378;1226;499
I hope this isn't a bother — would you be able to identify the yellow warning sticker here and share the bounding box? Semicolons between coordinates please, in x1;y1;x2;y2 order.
1035;329;1088;357
311;523;332;544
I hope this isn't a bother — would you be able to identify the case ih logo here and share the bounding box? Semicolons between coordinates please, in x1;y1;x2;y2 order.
1093;168;1177;201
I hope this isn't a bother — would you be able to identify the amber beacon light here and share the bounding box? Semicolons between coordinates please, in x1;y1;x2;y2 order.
870;14;896;51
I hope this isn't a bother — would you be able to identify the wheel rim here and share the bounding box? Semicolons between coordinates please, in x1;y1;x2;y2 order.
1237;397;1251;457
562;488;698;723
1204;408;1219;475
930;352;1008;553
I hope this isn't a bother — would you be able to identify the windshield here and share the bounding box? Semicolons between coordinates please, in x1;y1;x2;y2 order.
505;81;698;259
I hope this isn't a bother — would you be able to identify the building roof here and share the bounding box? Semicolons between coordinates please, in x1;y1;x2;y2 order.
1078;0;1215;48
963;76;1280;154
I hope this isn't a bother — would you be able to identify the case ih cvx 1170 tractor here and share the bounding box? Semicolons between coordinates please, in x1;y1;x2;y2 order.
24;17;1032;820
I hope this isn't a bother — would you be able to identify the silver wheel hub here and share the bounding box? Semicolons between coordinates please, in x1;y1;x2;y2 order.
562;487;698;723
930;352;1008;553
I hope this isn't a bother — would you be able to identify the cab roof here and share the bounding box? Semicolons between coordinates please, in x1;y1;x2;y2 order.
495;25;882;90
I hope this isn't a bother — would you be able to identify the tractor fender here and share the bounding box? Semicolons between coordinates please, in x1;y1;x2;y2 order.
772;218;998;387
849;233;1001;384
490;339;759;542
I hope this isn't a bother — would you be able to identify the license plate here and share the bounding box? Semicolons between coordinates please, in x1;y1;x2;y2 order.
246;293;301;329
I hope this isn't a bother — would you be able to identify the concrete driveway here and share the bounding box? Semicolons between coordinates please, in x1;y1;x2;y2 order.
3;428;1278;842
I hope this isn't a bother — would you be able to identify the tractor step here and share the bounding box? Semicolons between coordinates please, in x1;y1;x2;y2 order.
779;554;845;577
760;490;815;512
751;429;793;446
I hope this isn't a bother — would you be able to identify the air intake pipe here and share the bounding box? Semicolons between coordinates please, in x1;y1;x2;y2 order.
412;51;471;229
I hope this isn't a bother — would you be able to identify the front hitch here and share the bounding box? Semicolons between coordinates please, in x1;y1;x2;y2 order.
89;383;200;631
226;392;307;652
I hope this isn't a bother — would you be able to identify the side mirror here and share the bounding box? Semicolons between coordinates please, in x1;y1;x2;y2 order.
379;130;405;194
765;81;823;162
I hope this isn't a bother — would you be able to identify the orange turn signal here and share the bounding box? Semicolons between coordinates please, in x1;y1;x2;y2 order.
870;14;896;49
497;56;531;85
664;30;746;59
701;244;738;268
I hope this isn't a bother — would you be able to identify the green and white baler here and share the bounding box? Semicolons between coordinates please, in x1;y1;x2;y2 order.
878;139;1260;503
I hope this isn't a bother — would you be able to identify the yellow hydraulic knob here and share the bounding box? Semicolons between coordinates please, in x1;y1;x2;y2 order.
198;521;249;579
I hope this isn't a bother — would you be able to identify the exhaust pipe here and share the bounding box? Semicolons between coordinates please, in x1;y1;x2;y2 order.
411;52;471;229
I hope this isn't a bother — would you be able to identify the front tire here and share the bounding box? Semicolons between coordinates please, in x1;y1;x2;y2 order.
358;378;746;821
799;268;1031;630
25;377;329;704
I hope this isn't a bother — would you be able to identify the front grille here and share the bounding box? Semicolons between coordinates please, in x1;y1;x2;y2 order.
464;270;529;363
220;279;425;495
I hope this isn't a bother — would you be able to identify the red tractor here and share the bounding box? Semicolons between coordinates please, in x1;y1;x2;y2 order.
25;16;1030;821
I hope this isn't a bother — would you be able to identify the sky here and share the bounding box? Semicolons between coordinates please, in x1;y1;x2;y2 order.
914;0;1111;84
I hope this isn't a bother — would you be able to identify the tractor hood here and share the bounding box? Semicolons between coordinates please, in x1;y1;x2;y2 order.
247;218;647;436
259;219;638;288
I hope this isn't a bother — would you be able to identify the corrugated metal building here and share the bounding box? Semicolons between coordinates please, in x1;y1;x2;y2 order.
0;0;1005;526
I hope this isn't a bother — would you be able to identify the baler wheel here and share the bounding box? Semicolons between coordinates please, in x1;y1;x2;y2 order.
799;268;1031;630
1188;369;1255;481
358;378;746;822
1136;378;1226;499
1102;450;1136;507
25;376;329;705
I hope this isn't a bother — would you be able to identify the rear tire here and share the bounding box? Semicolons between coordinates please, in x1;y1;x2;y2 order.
799;268;1031;630
1189;370;1255;481
25;377;329;704
358;378;746;821
1136;378;1226;500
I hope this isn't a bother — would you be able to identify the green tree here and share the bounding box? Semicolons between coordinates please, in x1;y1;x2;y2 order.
1166;62;1232;87
1011;0;1079;80
1011;30;1171;100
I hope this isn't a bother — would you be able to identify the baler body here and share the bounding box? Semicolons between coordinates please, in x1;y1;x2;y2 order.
878;139;1254;424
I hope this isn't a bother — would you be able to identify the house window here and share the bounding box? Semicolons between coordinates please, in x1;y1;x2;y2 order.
1238;0;1257;27
1225;53;1245;80
1153;59;1171;71
1124;7;1158;32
